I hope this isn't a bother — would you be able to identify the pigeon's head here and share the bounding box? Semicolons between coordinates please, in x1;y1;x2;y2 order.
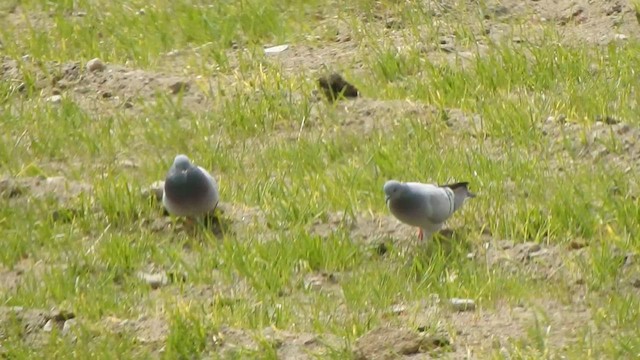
172;154;193;171
383;180;408;203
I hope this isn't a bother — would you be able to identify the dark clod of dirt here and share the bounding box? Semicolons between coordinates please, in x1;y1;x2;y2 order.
317;73;359;102
568;240;588;250
51;208;82;223
0;178;24;198
374;241;390;256
423;334;451;349
515;242;542;261
594;115;620;125
168;81;190;94
49;309;75;322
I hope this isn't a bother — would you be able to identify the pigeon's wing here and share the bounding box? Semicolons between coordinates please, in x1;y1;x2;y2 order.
439;181;476;211
197;166;218;192
406;182;455;224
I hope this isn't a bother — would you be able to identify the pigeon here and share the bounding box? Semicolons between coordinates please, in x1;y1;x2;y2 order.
383;180;476;241
162;154;219;218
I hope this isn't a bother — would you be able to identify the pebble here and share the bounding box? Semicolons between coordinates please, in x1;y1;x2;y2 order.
43;319;55;332
86;58;106;72
62;319;77;334
118;159;138;168
137;271;169;289
389;304;407;315
47;95;62;104
264;44;289;54
450;298;476;312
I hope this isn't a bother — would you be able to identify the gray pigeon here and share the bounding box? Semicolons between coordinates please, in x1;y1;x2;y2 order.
162;154;219;218
384;180;476;240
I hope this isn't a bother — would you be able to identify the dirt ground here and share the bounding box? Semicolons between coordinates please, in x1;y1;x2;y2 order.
2;0;640;358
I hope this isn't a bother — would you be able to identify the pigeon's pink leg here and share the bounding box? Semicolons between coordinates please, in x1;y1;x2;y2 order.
418;228;424;241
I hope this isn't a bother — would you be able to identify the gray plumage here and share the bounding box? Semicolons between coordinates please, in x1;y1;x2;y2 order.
384;179;476;240
162;154;219;217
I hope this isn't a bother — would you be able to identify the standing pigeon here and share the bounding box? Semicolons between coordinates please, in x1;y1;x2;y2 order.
384;180;476;241
162;154;219;218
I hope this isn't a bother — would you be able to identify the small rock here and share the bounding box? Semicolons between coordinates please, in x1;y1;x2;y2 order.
137;271;169;289
439;44;456;53
528;249;549;259
86;58;106;72
550;114;567;123
516;242;541;260
385;18;402;29
43;319;55;332
118;159;138;168
148;218;171;232
47;95;62;104
389;304;407;315
62;319;77;334
123;101;134;109
614;34;628;41
264;44;289;54
168;81;190;94
142;181;164;201
100;91;112;99
632;279;640;288
450;298;475;312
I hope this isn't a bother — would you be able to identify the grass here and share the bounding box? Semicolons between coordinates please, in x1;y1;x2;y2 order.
1;0;640;358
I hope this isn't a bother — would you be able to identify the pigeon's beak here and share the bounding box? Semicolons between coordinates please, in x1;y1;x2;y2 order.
385;195;390;204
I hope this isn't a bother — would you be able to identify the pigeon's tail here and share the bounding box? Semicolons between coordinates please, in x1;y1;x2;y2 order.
441;182;476;211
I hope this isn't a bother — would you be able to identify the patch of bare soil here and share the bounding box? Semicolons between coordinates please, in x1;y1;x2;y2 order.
0;175;91;204
0;306;76;347
103;315;168;346
374;291;592;358
102;316;344;359
495;0;639;45
1;57;211;114
218;327;344;359
542;117;640;173
0;258;48;295
353;325;450;359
